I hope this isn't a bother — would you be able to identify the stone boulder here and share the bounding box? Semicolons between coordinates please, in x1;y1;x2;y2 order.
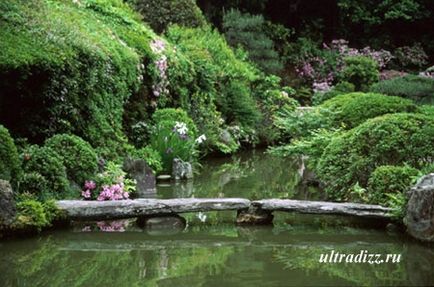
405;173;434;242
172;158;193;180
123;158;156;198
0;180;16;227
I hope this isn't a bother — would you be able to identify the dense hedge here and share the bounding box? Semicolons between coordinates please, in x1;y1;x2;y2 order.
370;75;434;105
0;0;156;158
320;92;418;129
21;146;70;200
367;165;419;205
316;113;434;201
0;125;20;183
45;134;98;185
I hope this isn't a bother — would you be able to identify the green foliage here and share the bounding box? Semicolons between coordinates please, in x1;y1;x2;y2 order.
223;9;282;74
150;108;199;171
0;124;20;183
129;0;206;33
367;165;419;206
339;56;380;91
316;113;434;201
20;146;70;200
0;0;155;159
312;82;355;105
45;134;98;185
165;25;261;151
254;76;299;143
15;200;50;231
128;146;163;173
337;0;429;25
95;161;136;192
370;75;434;105
219;81;261;128
320;92;417;129
152;108;198;135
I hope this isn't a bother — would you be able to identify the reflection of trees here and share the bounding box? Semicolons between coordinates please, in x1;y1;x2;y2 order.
273;244;408;286
0;232;235;287
156;150;323;200
192;150;306;199
1;223;432;286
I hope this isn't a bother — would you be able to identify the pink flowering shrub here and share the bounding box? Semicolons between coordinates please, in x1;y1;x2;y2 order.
296;39;392;91
150;39;170;98
81;162;136;201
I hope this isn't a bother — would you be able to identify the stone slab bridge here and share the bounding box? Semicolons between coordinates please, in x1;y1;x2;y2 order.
55;198;393;224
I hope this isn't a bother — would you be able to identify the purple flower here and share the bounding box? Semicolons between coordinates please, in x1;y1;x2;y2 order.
81;189;91;199
84;180;96;190
165;147;173;154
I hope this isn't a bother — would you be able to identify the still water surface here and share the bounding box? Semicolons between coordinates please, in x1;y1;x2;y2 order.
1;150;433;286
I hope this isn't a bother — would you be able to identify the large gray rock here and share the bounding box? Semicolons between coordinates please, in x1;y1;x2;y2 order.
0;180;16;227
405;173;434;242
123;158;156;198
172;158;193;180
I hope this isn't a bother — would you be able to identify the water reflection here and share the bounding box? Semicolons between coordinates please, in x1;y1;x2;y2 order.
157;150;322;200
0;222;433;287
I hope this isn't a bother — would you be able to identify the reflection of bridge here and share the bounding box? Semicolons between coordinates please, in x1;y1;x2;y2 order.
55;198;393;223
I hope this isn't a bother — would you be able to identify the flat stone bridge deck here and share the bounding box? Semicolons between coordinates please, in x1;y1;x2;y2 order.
55;198;393;224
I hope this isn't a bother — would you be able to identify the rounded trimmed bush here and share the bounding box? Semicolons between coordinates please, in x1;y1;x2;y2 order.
317;113;434;201
320;92;418;129
152;108;198;136
367;165;419;205
21;146;69;199
0;124;20;183
45;134;98;185
339;56;379;91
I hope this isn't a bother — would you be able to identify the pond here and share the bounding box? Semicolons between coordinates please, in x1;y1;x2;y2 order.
1;150;433;287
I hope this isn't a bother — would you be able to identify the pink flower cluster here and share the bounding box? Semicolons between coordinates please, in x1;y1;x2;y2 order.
97;183;129;201
327;39;393;69
81;180;96;199
297;39;393;92
150;39;169;97
96;220;127;232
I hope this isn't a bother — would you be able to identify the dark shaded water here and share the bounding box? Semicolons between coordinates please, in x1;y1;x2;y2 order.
1;150;434;286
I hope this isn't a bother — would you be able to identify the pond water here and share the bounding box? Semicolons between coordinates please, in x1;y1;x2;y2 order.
1;150;434;287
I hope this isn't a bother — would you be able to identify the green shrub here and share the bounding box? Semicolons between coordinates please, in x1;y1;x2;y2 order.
367;165;419;206
15;200;50;232
223;9;282;74
45;134;98;185
312;81;355;105
339;56;379;91
129;0;206;33
370;75;434;105
0;124;20;183
150;108;200;171
316;113;434;201
128;146;163;173
152;108;198;135
165;25;260;151
219;81;261;128
320;92;418;129
20;146;70;200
